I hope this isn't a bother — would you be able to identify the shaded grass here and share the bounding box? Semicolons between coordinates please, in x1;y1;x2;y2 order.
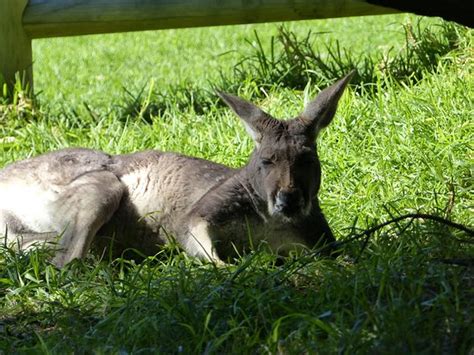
0;14;473;354
1;217;473;353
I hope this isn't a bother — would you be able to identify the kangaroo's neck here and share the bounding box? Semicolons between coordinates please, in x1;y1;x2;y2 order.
234;169;268;215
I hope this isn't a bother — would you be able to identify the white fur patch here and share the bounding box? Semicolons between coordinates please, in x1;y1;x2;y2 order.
119;169;167;226
0;181;58;233
186;221;222;263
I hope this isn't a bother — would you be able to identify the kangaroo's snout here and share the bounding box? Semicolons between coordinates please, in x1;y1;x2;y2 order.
273;189;306;218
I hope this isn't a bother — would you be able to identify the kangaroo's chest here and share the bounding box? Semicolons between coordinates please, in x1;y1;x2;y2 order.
208;216;307;259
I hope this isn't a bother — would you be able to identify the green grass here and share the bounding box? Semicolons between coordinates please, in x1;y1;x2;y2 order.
1;14;473;353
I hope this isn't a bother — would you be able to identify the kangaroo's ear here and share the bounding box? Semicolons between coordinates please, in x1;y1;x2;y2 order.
218;91;274;145
301;70;354;137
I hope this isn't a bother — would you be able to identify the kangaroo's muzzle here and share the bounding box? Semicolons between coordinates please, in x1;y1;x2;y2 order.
274;189;305;217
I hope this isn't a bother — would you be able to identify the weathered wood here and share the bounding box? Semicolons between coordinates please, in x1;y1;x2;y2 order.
23;0;398;39
0;0;32;91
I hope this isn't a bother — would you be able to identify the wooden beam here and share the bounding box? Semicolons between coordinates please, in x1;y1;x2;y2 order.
23;0;398;39
0;0;32;92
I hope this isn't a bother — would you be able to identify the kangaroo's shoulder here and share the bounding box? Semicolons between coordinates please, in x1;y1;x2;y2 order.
188;175;260;225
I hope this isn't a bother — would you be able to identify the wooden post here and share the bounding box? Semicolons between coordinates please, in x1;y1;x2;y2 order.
0;0;33;94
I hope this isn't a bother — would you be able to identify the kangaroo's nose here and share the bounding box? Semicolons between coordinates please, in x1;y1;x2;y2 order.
275;189;302;215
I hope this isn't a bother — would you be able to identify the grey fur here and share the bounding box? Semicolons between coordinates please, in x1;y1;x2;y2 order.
0;72;353;266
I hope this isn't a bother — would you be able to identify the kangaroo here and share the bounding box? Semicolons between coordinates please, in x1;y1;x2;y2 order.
0;72;353;267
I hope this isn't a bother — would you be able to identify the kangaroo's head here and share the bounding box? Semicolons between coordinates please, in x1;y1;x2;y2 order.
219;72;353;221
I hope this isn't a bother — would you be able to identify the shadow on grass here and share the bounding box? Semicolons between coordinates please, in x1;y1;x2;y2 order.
1;213;472;353
118;82;218;123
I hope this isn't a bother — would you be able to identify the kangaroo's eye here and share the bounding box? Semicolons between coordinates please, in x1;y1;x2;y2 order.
261;158;274;166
